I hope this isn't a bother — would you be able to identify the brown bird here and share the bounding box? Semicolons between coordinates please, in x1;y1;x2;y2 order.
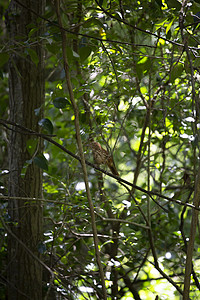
89;140;119;176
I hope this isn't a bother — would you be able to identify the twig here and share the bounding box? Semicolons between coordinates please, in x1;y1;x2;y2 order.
179;196;200;291
101;41;119;84
0;214;54;277
179;2;200;298
149;260;183;295
12;0;156;48
12;0;200;51
55;1;107;298
0;118;199;212
182;161;200;299
120;182;183;295
94;0;190;48
96;215;149;230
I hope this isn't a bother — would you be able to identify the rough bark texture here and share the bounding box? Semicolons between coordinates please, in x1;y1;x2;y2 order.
7;0;45;299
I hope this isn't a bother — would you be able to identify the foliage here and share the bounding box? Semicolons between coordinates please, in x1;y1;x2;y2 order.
1;0;200;299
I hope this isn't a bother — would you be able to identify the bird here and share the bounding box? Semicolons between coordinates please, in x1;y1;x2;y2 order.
89;140;119;176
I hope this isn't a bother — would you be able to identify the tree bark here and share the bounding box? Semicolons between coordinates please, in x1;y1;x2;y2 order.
7;0;45;299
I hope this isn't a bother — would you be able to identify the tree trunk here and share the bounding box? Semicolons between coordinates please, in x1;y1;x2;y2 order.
7;0;45;299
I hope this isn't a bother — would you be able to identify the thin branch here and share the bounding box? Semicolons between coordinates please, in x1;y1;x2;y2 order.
11;0;200;51
149;260;183;295
55;1;107;298
94;0;193;49
179;2;200;298
182;161;200;299
179;195;200;292
12;0;156;48
0;274;31;299
101;41;119;84
0;118;199;212
96;215;149;230
0;214;54;277
120;182;184;295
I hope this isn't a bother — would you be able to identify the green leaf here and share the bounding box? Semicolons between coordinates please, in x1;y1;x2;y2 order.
27;48;39;66
165;17;176;35
21;159;33;177
38;118;53;134
33;154;48;171
26;139;38;156
171;63;184;83
28;27;39;38
155;0;163;7
136;57;151;79
53;97;70;109
79;46;92;62
66;47;73;61
194;57;200;68
0;53;9;68
46;43;60;54
83;17;104;29
167;0;181;10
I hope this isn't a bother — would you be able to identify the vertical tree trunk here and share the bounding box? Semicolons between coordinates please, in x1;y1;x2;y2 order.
7;0;45;299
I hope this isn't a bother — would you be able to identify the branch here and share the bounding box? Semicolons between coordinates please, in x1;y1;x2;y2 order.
149;261;183;296
179;197;200;292
55;1;107;298
12;0;156;49
0;118;199;212
94;0;195;49
11;0;200;51
179;2;200;298
101;41;119;84
119;182;184;295
183;161;200;299
0;214;54;277
96;214;149;230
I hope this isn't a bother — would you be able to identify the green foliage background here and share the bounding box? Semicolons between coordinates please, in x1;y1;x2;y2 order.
1;0;200;299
